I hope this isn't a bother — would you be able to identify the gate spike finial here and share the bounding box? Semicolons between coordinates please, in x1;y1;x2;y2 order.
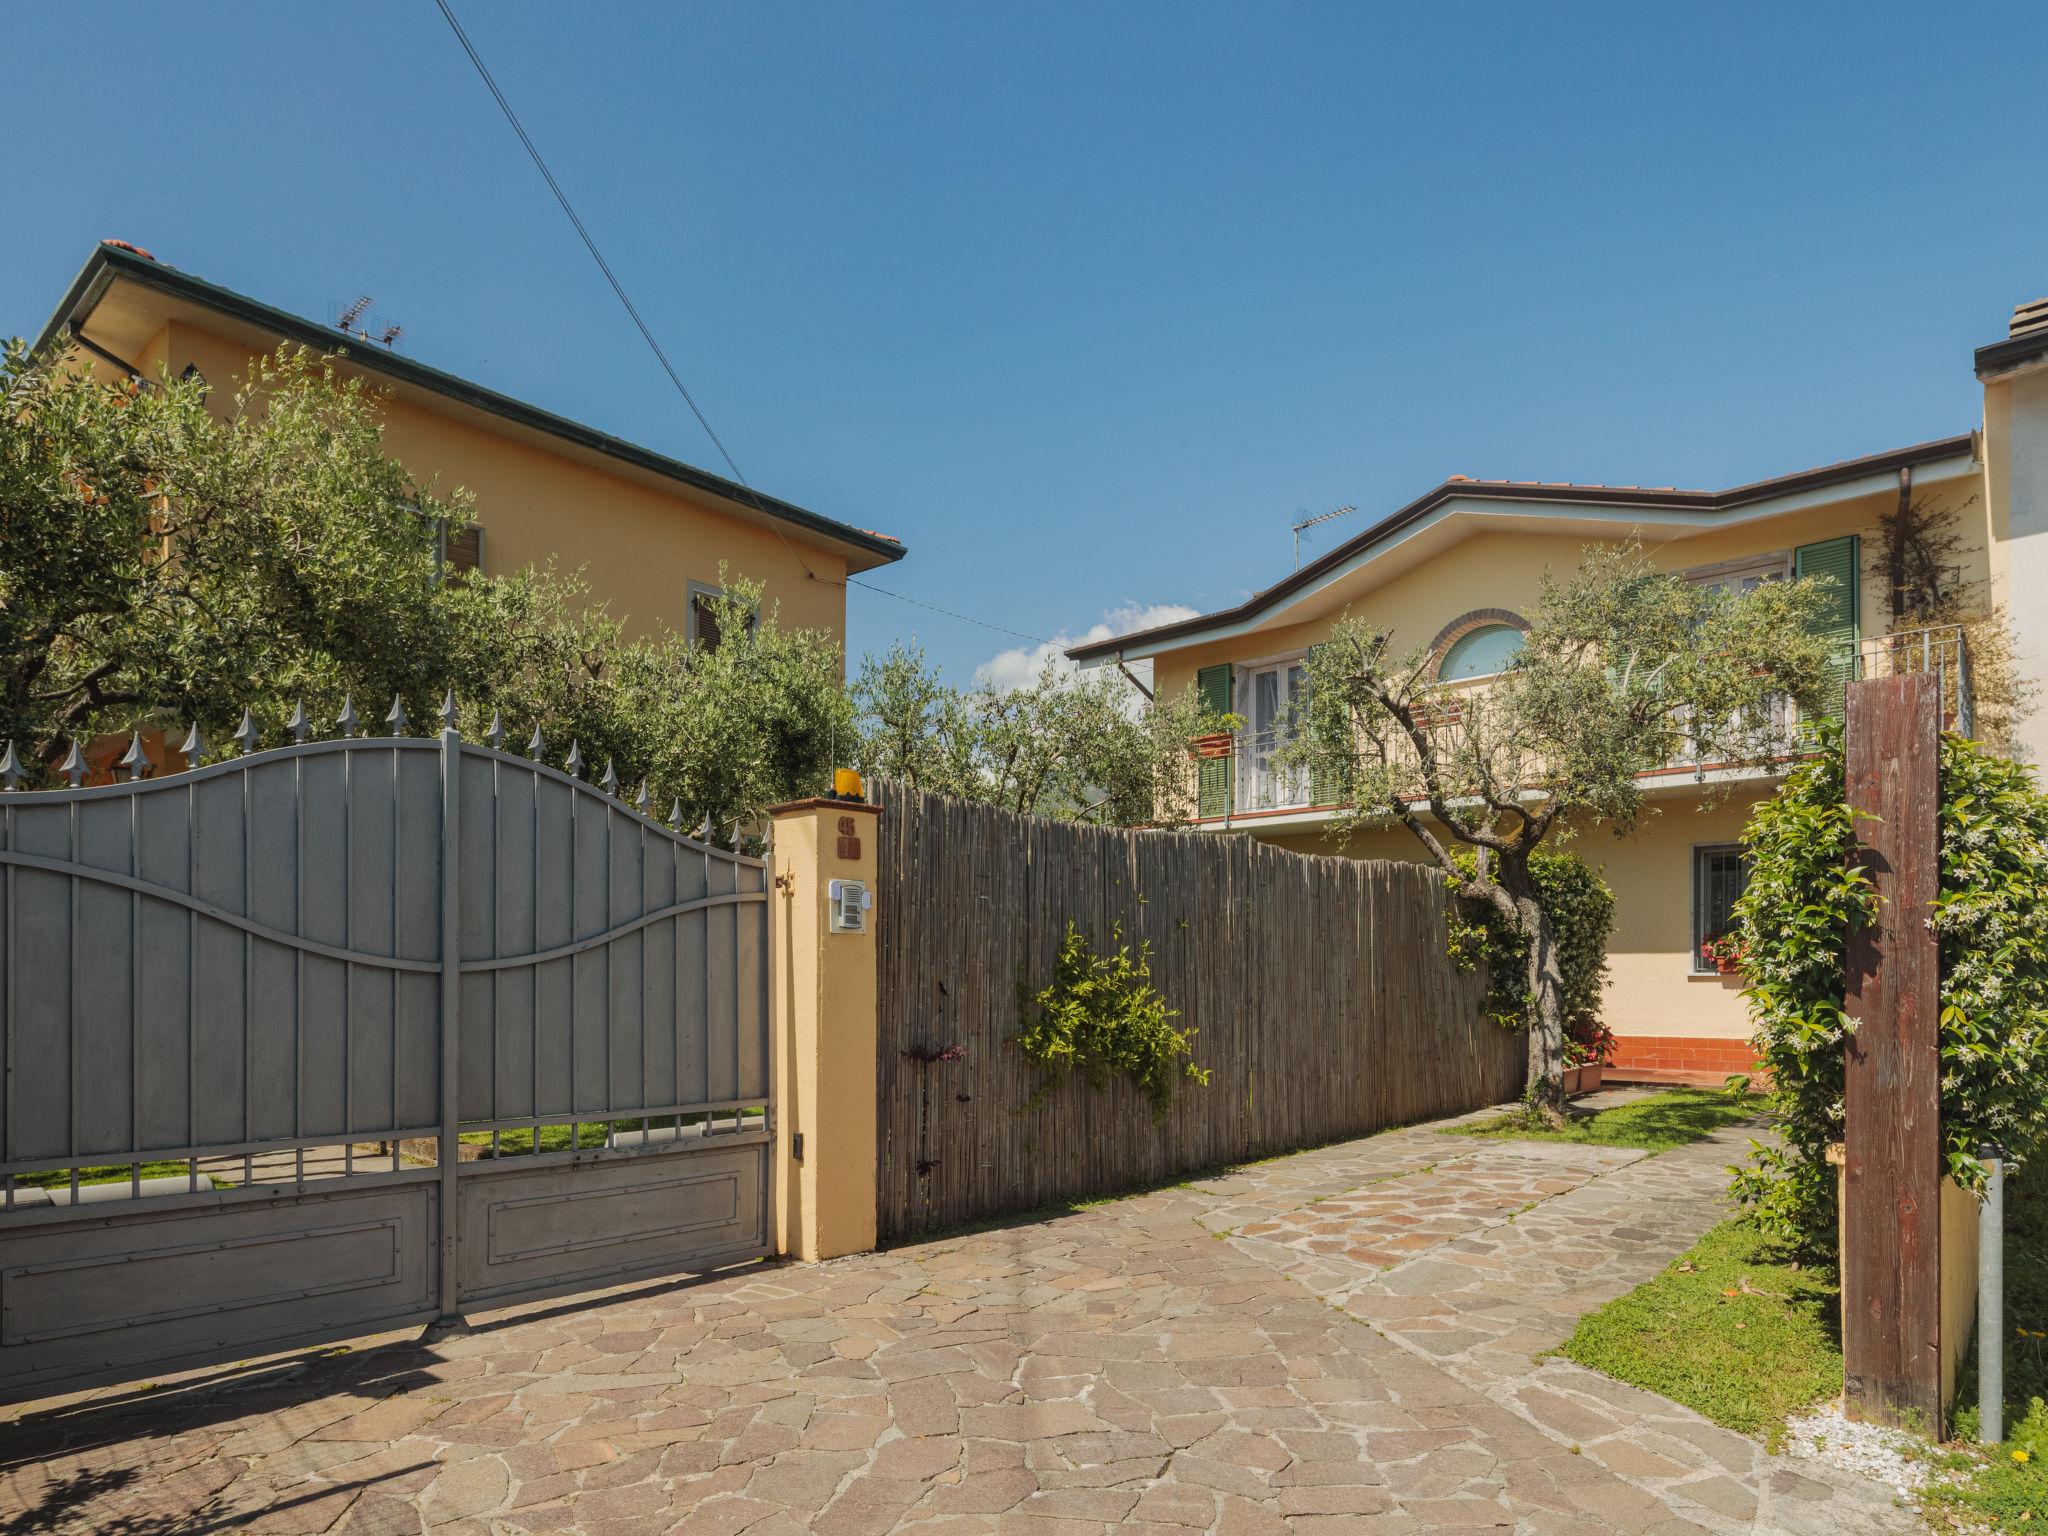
526;724;546;761
335;695;359;738
287;701;310;744
439;688;459;732
635;780;651;812
119;731;149;781
385;694;408;737
0;741;20;791
599;758;618;795
232;708;259;756
668;799;684;831
60;738;87;787
696;812;714;841
565;740;585;779
486;710;504;749
180;723;204;771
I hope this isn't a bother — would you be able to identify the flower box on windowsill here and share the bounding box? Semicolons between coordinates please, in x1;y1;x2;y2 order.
1190;733;1234;760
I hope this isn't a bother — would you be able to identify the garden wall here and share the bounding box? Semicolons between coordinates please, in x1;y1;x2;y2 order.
872;781;1523;1240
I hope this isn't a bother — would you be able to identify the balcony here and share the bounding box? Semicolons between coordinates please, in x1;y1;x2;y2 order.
1198;624;1976;821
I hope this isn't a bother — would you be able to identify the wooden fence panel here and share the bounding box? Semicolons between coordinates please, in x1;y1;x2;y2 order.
872;781;1521;1240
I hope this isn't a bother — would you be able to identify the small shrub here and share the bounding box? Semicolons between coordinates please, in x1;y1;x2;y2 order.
1015;921;1209;1119
1444;849;1615;1035
1732;725;2048;1246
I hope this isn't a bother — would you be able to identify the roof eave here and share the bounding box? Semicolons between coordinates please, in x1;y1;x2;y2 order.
1976;331;2048;380
36;244;907;571
1066;432;1978;663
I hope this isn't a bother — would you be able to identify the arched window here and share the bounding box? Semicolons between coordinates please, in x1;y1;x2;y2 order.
1439;622;1524;681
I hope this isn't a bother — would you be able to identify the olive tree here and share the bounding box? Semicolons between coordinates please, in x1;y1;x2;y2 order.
0;341;851;837
851;642;1233;825
1280;544;1834;1118
0;339;465;756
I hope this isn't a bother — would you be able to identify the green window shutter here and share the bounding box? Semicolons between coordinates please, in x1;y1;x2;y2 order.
1794;535;1859;725
1196;662;1233;817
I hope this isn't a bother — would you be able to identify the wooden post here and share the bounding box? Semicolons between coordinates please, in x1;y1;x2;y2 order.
1842;673;1942;1429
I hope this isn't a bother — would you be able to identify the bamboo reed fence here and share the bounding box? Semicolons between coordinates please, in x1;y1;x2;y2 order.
872;780;1522;1240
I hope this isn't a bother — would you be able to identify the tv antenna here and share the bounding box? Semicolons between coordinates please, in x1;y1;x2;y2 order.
1292;504;1357;569
330;297;406;349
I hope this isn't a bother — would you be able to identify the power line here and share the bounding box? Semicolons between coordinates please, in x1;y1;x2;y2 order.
428;0;805;560
430;0;1060;652
843;578;1053;646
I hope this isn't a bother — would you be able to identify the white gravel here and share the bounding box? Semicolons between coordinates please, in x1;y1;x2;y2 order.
1782;1400;1934;1501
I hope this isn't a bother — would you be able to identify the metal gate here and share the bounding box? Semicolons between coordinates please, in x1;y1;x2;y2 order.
0;712;771;1402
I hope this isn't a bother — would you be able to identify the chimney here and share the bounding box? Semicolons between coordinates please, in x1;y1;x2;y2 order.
2011;297;2048;339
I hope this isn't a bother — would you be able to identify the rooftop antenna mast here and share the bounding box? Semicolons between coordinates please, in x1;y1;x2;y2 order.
1292;504;1357;569
331;296;405;348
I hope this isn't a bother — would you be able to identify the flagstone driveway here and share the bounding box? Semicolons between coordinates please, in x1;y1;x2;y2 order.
0;1094;1923;1535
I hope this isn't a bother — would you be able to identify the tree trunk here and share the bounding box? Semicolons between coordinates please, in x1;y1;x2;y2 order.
1517;892;1570;1124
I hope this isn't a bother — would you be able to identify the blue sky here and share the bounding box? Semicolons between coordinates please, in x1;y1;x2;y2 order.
6;3;2045;686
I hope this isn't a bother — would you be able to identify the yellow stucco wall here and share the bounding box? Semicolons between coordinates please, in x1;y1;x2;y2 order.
1256;793;1765;1042
149;323;855;646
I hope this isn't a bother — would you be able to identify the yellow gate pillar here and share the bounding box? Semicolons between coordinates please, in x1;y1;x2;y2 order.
769;796;880;1261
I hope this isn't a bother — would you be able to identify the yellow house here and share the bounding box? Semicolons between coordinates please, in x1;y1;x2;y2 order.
34;240;906;649
1069;315;2048;1077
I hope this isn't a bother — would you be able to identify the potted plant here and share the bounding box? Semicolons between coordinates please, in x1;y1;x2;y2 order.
1565;1015;1616;1093
1699;933;1746;976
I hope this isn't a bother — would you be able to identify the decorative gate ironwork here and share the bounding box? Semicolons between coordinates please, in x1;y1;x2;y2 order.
0;705;771;1402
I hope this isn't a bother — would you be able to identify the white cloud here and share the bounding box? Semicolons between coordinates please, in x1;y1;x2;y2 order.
976;602;1201;696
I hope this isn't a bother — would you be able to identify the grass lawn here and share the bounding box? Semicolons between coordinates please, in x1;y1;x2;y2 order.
1554;1216;1841;1445
1556;1166;2048;1528
1443;1086;1762;1154
16;1158;211;1190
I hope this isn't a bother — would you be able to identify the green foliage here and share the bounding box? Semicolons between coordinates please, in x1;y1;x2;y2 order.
1285;542;1835;848
1446;1086;1758;1153
442;567;853;844
0;343;851;838
1924;1399;2048;1530
1555;1217;1843;1446
1014;921;1209;1118
1731;726;2048;1245
851;642;1236;826
1444;848;1614;1033
0;340;465;755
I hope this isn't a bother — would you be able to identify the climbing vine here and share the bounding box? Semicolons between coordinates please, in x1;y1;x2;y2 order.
1443;848;1615;1038
1730;726;2048;1246
1014;921;1208;1119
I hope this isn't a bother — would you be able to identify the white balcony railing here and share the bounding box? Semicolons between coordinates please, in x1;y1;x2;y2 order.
1233;728;1312;814
1205;624;1975;820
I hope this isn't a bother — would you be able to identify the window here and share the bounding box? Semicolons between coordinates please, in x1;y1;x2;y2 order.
688;581;755;651
430;518;482;583
1241;658;1307;808
1686;555;1788;596
1439;623;1523;681
1692;844;1749;972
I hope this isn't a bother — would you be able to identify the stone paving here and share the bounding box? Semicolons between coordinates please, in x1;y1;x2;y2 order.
0;1094;1925;1535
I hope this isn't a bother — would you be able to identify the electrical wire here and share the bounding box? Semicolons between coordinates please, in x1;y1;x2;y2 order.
843;578;1052;646
430;0;1059;653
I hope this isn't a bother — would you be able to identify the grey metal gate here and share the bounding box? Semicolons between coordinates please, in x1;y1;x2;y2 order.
0;707;772;1402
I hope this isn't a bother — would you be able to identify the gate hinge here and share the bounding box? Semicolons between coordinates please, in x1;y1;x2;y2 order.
791;1131;805;1163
